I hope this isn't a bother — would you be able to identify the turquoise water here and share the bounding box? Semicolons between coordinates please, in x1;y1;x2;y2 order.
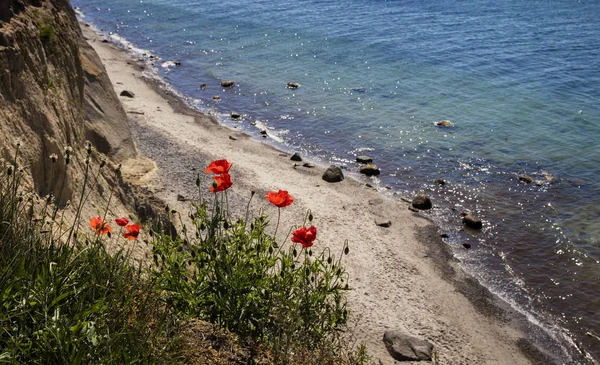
72;0;600;361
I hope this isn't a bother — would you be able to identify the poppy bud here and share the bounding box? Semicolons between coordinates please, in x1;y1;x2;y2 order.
291;263;295;270
200;223;206;231
171;209;177;214
7;165;13;176
311;276;315;282
85;156;90;165
251;190;255;197
268;246;273;254
344;283;349;290
305;267;310;276
195;173;200;187
309;249;312;256
223;221;229;229
308;212;313;222
327;256;332;264
293;248;297;257
65;155;71;165
99;159;106;168
273;242;278;249
344;246;349;255
164;205;170;213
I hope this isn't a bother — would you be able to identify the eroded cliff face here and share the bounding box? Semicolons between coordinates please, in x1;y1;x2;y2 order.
0;0;135;201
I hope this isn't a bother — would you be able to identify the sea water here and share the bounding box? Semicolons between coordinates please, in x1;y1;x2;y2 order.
72;0;600;361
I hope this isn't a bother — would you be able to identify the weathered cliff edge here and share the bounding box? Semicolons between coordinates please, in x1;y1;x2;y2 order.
0;0;135;201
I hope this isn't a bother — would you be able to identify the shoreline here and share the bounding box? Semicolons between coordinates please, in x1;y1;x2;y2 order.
80;22;573;365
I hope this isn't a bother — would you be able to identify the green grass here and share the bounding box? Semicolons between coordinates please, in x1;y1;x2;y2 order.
0;144;370;364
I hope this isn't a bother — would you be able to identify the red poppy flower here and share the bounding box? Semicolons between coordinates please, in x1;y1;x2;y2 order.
266;190;294;207
115;217;129;227
209;173;233;192
123;224;141;240
89;216;112;235
291;226;317;248
205;159;232;174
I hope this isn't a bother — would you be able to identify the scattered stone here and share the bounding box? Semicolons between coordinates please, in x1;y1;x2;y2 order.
200;83;207;90
375;219;392;228
359;163;381;177
230;111;242;119
290;152;303;162
435;120;454;127
322;165;344;183
177;194;187;202
302;163;315;168
463;243;472;249
461;212;482;229
518;175;533;184
356;155;373;164
434;179;446;185
229;135;237;141
212;95;221;101
383;330;434;362
101;39;109;43
287;82;300;89
120;90;135;98
259;130;267;135
440;233;449;238
365;183;373;188
412;194;432;210
174;61;181;66
220;80;235;87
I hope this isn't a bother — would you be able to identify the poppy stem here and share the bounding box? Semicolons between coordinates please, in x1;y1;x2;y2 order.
244;191;255;227
67;157;91;245
274;207;281;239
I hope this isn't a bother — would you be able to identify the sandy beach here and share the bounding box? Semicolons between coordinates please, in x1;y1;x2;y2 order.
80;23;545;365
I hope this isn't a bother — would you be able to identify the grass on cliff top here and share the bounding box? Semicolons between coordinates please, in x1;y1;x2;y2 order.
0;143;371;364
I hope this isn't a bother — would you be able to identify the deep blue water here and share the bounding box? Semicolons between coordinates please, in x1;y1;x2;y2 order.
72;0;600;361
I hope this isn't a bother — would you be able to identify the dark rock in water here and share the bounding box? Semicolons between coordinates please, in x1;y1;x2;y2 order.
463;243;472;249
287;82;300;89
412;194;432;210
360;163;381;176
303;162;315;168
518;175;533;184
462;212;482;229
290;152;303;162
383;330;434;362
120;90;135;98
435;120;454;127
434;179;446;185
541;170;558;183
220;80;235;87
230;111;242;119
322;165;344;183
212;95;221;102
375;219;392;228
259;130;267;135
200;83;207;90
174;61;181;66
440;233;449;238
356;155;373;164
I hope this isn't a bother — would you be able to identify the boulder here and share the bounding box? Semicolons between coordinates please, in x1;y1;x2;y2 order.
360;163;380;176
322;165;344;183
120;90;135;98
383;330;434;362
435;120;454;127
290;152;303;162
356;155;373;164
518;175;533;184
230;111;242;119
220;80;235;87
303;163;315;168
200;83;207;90
462;212;482;229
412;194;432;210
287;82;300;89
212;95;221;101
